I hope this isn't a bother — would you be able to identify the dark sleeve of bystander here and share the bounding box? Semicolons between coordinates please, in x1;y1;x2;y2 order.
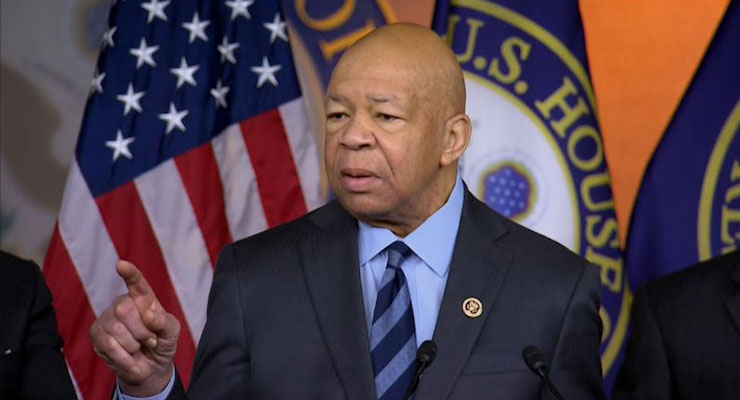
0;250;77;400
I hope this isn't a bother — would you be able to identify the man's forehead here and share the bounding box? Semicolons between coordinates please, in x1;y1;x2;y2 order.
326;57;428;107
325;82;418;106
326;92;409;105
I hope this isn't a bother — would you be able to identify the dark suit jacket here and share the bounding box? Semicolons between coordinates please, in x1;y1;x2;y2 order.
612;250;740;400
0;251;77;400
168;189;605;400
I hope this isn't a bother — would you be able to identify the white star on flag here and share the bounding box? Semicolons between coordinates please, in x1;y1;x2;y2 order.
263;13;288;43
170;58;199;89
182;12;210;43
225;0;254;20
217;36;239;64
158;102;189;134
210;80;230;108
102;26;116;48
130;38;159;69
141;0;170;23
90;70;105;95
116;84;145;115
250;57;281;88
105;130;135;161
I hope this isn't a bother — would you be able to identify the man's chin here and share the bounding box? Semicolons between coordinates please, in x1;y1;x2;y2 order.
335;194;392;221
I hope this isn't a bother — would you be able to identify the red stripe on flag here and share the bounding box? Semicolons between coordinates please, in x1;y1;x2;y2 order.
175;143;233;268
43;226;115;400
240;109;308;227
96;183;196;388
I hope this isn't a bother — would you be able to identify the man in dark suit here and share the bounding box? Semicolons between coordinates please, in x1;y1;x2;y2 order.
90;23;605;400
612;250;740;400
0;251;77;399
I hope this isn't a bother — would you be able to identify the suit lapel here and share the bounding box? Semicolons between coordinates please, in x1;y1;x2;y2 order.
416;190;513;399
298;202;376;400
725;255;740;337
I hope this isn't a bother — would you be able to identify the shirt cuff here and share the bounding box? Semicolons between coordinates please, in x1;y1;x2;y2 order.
115;369;175;400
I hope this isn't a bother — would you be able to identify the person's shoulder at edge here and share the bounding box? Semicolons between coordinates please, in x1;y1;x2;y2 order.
637;250;739;304
0;250;39;278
0;251;47;312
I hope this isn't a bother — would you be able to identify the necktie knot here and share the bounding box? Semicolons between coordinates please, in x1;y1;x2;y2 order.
386;241;412;270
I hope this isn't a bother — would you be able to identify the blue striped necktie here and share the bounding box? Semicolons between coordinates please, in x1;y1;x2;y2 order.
370;241;417;400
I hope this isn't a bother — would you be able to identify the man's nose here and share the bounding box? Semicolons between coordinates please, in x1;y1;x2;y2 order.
339;114;375;150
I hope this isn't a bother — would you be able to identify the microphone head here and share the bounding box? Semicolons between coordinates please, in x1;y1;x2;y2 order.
522;345;547;374
417;340;438;364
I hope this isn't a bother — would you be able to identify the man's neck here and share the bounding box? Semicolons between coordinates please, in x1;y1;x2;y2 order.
359;172;459;237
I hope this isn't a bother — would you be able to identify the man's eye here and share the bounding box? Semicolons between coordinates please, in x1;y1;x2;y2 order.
327;112;347;121
378;113;398;122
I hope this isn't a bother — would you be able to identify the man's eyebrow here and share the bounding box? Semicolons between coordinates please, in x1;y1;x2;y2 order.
325;94;402;106
367;95;399;104
325;94;345;104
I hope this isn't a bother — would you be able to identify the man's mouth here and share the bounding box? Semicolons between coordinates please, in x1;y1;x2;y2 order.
340;168;378;192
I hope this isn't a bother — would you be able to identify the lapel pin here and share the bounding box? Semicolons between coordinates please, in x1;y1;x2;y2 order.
462;297;483;318
3;349;11;355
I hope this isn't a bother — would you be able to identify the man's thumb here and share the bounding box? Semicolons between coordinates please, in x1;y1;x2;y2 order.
143;300;180;342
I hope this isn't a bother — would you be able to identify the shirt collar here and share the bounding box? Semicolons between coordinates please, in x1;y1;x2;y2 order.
358;173;464;277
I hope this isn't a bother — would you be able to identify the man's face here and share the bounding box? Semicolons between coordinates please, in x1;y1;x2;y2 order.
324;60;445;224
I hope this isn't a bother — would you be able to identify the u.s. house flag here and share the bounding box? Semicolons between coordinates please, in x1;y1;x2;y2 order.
42;1;321;398
434;0;627;392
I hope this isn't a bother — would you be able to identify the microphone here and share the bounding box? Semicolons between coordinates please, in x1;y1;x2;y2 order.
402;340;437;400
522;345;565;400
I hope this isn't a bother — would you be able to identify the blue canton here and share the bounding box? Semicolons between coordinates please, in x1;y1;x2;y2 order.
79;0;301;197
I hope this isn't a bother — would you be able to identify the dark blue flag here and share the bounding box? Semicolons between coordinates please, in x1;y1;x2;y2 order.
625;1;739;288
434;0;627;392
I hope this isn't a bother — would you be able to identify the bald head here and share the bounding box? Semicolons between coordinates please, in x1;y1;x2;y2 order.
330;23;466;116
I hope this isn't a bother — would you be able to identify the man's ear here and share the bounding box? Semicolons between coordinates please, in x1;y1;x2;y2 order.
440;113;472;167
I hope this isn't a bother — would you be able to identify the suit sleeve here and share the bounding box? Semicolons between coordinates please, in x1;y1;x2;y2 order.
19;261;78;400
167;245;251;400
548;264;607;400
611;288;672;400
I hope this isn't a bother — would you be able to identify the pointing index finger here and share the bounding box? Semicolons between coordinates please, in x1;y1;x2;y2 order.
116;260;155;310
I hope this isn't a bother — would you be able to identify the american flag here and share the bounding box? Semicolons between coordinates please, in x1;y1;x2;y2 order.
42;1;321;398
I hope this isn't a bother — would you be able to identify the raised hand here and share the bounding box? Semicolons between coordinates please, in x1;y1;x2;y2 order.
90;260;181;397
